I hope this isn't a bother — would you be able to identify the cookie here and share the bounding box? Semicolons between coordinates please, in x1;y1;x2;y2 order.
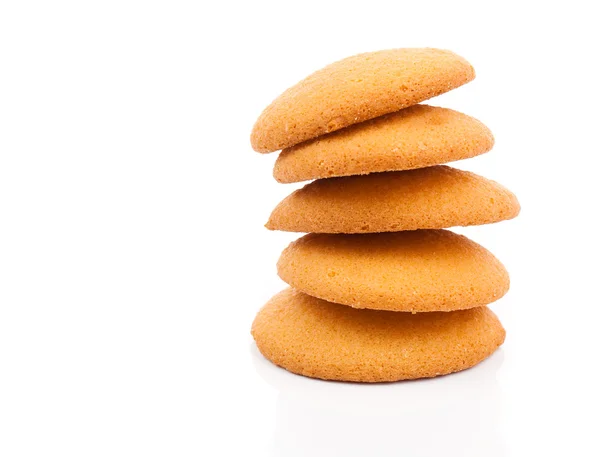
251;288;506;382
277;230;509;312
251;48;475;152
273;105;494;183
266;166;520;233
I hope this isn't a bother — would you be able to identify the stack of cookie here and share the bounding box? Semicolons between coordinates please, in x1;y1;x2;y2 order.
250;48;520;382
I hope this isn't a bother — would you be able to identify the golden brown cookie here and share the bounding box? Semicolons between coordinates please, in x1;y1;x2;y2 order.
277;230;509;312
251;288;506;382
251;48;475;152
266;166;520;233
273;105;494;183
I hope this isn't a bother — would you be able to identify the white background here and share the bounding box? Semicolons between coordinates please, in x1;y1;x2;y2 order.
1;1;598;455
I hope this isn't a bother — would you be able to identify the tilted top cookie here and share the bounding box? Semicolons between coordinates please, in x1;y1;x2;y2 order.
266;166;520;233
277;230;509;312
251;288;505;382
274;105;493;183
251;48;475;152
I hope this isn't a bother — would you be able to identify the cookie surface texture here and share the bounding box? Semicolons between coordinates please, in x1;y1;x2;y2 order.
251;48;475;152
251;288;506;382
266;166;520;233
274;105;493;183
277;230;509;312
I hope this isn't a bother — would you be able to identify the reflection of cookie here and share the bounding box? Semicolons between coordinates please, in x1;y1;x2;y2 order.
251;288;505;382
267;166;520;233
274;105;494;183
277;230;509;312
251;49;475;153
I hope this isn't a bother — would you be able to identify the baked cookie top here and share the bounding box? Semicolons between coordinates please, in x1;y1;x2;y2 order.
266;166;520;233
251;48;475;152
251;288;505;382
277;230;509;312
274;105;493;183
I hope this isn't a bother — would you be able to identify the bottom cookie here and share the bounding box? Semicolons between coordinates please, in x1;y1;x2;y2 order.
251;288;505;382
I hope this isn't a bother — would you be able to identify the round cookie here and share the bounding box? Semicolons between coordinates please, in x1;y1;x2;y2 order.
251;48;475;153
266;166;520;233
277;230;509;312
274;105;494;183
251;288;506;382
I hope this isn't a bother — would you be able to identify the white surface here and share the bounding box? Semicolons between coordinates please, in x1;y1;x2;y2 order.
0;1;598;455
